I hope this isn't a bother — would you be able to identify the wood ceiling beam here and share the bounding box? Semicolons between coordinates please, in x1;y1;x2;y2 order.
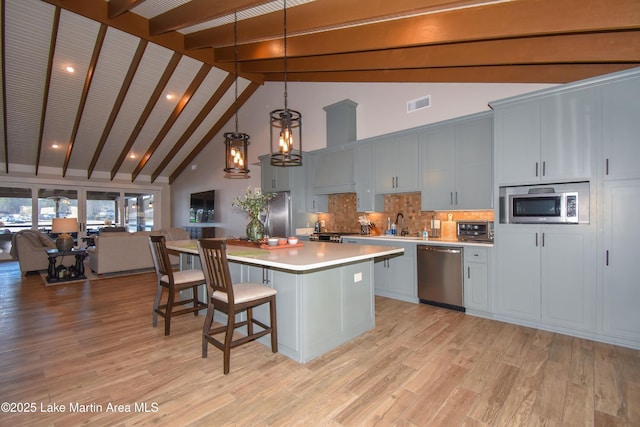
214;0;640;62
110;52;182;181
150;0;271;35
88;39;147;180
152;74;236;183
107;0;146;19
241;32;640;74
39;0;264;84
0;0;6;173
131;63;211;182
169;82;260;184
63;23;108;178
268;64;638;84
35;6;60;176
185;0;497;49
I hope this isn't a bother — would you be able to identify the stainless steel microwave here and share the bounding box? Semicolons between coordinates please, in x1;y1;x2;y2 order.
500;181;590;224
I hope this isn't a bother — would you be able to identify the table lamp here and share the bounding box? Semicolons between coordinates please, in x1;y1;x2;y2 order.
52;217;78;251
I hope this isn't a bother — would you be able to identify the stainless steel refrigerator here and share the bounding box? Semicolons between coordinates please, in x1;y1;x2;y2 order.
264;191;291;238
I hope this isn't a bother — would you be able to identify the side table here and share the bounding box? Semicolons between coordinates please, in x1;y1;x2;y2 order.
46;248;88;282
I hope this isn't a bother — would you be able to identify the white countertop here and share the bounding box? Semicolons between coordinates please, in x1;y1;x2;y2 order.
166;239;404;272
343;235;494;247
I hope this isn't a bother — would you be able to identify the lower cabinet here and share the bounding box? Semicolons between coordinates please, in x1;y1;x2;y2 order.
495;225;594;332
463;246;491;315
343;238;417;303
600;179;640;343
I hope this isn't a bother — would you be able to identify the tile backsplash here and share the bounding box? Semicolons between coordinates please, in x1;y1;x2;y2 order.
317;192;493;239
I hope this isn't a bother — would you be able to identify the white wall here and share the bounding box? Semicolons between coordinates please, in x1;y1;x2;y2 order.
171;81;557;236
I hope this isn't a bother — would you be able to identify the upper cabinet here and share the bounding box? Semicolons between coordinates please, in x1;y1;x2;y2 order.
493;88;598;185
261;155;291;192
374;133;419;194
420;113;493;211
601;73;640;180
304;154;329;212
354;143;383;212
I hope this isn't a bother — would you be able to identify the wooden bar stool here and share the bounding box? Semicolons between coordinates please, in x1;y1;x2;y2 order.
197;239;277;374
149;235;207;336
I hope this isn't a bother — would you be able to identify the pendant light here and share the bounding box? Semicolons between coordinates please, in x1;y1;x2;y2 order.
224;12;250;179
270;0;302;167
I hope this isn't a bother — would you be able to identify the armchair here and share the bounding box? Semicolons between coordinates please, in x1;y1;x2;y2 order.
11;230;57;275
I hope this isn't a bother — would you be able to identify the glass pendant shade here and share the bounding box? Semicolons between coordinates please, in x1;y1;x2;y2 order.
224;131;250;178
270;108;302;167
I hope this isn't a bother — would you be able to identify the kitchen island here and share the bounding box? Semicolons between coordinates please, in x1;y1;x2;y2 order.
166;240;404;363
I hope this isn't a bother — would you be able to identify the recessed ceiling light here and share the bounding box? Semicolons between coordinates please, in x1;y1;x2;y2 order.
52;143;59;149
129;153;136;159
65;66;75;73
166;94;174;100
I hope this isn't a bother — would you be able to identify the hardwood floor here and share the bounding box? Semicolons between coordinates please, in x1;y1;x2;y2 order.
1;260;638;426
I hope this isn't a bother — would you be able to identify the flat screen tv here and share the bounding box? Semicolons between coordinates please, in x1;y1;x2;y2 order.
190;190;215;223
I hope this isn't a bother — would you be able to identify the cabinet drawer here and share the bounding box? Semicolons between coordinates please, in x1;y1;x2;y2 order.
465;247;487;263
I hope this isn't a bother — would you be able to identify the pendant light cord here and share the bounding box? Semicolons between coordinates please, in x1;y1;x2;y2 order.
234;11;239;133
283;0;288;111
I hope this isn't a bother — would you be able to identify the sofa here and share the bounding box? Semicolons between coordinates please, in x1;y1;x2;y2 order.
87;227;189;276
11;230;57;275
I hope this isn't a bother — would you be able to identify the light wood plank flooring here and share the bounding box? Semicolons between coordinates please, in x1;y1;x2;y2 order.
1;261;638;426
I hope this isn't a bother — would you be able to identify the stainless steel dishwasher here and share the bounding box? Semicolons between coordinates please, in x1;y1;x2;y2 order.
417;245;464;312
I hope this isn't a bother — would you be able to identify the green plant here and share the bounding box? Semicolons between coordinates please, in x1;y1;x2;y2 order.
232;187;275;218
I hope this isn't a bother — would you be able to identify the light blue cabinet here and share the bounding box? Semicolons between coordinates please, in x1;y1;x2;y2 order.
354;143;383;212
493;88;597;185
600;180;640;343
304;154;328;212
420;113;493;210
260;154;291;192
601;74;640;180
463;246;491;315
495;224;594;332
374;133;419;194
343;237;417;303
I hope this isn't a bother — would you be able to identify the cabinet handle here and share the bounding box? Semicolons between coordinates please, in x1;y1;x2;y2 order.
467;266;470;279
542;161;546;176
535;162;539;177
542;232;545;247
606;250;609;266
262;267;270;284
535;232;538;247
455;192;458;205
606;158;609;175
450;192;453;205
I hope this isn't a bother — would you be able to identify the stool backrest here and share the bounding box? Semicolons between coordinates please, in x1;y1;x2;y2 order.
197;239;234;303
149;235;172;279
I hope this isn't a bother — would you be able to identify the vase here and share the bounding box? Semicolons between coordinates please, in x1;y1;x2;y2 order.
246;215;265;242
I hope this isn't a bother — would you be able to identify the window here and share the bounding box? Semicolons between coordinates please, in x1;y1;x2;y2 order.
125;193;154;232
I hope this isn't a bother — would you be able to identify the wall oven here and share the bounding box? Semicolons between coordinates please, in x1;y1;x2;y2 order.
500;181;590;224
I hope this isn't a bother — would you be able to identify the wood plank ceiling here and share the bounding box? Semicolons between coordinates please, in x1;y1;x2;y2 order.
1;0;639;184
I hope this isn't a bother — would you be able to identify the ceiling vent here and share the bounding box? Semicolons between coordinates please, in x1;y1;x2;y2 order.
407;95;431;113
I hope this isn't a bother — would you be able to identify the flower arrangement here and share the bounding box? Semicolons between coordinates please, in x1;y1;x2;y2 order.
232;187;275;219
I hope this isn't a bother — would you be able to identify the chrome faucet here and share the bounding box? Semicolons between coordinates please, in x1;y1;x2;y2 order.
395;213;406;236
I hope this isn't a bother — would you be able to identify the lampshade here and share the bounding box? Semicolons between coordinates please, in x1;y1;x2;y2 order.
269;0;302;167
51;217;78;233
52;217;77;251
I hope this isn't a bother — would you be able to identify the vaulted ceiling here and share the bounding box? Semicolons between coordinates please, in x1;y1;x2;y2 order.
2;0;639;184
